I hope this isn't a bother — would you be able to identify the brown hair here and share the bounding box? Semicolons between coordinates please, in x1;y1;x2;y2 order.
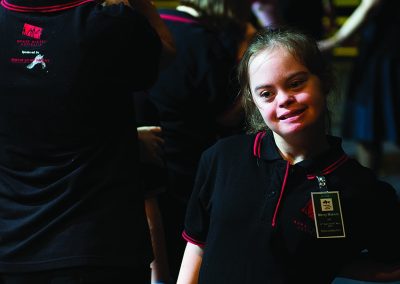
237;28;335;133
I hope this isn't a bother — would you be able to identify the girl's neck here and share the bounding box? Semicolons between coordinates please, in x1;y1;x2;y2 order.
176;5;200;18
273;131;330;164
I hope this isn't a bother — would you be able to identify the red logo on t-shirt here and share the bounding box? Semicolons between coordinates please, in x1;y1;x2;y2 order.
22;23;43;39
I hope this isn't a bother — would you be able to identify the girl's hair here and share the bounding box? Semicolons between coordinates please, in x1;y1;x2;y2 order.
237;28;335;133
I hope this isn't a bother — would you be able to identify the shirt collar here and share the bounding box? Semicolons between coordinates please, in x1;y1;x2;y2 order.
258;131;348;174
1;0;94;13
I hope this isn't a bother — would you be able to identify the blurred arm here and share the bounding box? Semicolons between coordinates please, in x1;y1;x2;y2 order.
318;0;382;51
137;126;165;167
145;197;171;283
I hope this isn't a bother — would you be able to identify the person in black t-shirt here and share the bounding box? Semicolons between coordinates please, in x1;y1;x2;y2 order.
0;0;174;283
178;28;400;284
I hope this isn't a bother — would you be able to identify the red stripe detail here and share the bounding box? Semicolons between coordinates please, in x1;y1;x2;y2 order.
253;132;262;157
182;230;205;248
253;131;266;158
1;0;93;12
321;155;348;175
272;161;290;227
307;154;349;180
160;14;199;24
257;132;266;157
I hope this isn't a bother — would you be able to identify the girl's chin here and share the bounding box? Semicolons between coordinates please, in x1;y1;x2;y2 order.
274;124;306;135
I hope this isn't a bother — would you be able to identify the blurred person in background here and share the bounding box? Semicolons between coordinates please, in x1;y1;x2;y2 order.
319;0;400;173
250;0;332;40
0;0;173;282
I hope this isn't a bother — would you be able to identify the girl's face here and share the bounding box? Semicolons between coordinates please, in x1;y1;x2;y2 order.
249;47;326;139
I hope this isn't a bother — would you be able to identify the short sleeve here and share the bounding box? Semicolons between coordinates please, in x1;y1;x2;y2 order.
183;149;215;247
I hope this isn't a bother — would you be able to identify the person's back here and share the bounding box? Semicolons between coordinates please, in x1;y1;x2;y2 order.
150;9;237;188
0;0;162;281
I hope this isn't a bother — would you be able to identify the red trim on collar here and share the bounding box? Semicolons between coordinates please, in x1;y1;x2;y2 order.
1;0;94;12
306;154;349;180
253;131;266;158
160;14;199;24
253;132;349;177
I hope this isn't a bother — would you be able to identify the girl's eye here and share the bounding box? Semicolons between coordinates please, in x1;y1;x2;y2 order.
289;79;306;89
260;90;273;98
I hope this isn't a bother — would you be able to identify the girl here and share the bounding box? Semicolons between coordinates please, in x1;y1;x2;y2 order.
177;28;400;283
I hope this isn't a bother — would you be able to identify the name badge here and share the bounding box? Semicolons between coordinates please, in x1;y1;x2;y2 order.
311;191;346;238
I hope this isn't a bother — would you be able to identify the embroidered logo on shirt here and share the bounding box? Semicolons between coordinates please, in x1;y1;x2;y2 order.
291;200;317;236
22;23;43;40
301;199;314;220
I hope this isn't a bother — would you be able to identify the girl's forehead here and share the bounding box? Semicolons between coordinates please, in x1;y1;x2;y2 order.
249;47;304;74
250;46;296;64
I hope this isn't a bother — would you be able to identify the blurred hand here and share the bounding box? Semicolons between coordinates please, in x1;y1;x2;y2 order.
137;126;165;167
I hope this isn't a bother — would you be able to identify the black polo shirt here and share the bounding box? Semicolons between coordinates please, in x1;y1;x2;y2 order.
184;132;400;283
0;0;161;272
149;9;238;198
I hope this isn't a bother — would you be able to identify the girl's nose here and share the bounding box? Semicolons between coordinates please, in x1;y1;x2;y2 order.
277;91;295;108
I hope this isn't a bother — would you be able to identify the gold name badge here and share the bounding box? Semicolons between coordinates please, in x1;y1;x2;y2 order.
311;191;346;238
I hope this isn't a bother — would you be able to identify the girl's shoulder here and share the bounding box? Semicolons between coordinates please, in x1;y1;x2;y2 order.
202;133;257;163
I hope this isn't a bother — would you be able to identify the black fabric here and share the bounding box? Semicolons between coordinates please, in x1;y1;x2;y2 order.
0;1;161;272
184;132;400;283
149;9;238;190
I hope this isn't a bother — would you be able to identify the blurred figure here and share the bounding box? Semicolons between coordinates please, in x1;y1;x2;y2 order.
250;0;279;28
138;126;170;284
319;0;400;173
0;0;173;282
149;0;254;279
250;0;330;40
135;91;171;283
